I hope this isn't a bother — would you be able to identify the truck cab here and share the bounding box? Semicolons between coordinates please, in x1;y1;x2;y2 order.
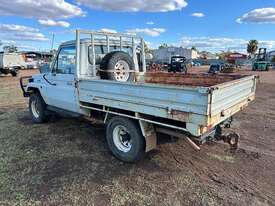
29;34;145;114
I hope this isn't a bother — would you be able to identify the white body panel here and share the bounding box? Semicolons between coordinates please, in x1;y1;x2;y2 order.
0;53;26;68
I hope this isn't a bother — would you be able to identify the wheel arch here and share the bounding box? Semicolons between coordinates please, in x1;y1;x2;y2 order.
27;86;41;95
26;86;48;103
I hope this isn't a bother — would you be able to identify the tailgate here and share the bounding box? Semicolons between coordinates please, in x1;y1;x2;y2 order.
208;75;257;125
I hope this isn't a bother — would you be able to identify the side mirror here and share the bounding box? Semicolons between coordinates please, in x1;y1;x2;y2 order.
39;63;50;74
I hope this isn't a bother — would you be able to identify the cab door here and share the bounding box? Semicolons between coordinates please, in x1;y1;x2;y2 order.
42;45;78;113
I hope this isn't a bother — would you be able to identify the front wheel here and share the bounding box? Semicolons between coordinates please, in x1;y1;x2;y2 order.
106;116;145;163
29;93;48;123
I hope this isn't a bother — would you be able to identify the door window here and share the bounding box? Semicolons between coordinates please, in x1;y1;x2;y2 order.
56;46;76;74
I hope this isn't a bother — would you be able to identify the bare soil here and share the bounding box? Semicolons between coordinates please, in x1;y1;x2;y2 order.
0;68;274;206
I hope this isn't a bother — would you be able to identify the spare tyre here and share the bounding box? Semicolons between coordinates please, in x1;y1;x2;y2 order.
100;51;135;82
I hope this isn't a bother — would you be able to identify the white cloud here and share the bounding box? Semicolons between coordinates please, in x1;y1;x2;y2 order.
146;21;155;25
127;28;166;37
0;40;16;46
12;32;49;42
77;0;187;12
191;12;205;18
100;28;118;33
180;36;275;53
17;45;38;51
0;24;48;42
0;24;38;32
0;0;84;19
38;19;70;28
237;8;275;24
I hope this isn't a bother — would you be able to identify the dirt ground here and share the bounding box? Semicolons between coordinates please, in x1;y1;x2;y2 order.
0;68;274;206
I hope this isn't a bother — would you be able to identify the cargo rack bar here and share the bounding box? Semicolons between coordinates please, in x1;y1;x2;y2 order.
75;29;146;80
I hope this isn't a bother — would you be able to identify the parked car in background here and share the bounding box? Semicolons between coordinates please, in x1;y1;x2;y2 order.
168;56;188;73
191;61;201;67
0;52;26;76
23;52;54;70
208;64;223;74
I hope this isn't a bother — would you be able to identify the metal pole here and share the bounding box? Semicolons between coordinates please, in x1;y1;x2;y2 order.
51;33;55;50
132;37;135;56
107;35;110;53
132;37;138;72
76;30;81;79
91;33;96;77
120;36;122;51
141;38;146;72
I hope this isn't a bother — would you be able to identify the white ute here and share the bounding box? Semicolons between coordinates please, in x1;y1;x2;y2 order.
20;30;257;162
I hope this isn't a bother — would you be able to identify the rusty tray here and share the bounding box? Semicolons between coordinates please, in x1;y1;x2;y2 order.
144;72;246;87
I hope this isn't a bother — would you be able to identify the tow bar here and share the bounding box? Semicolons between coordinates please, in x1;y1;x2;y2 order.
221;132;240;149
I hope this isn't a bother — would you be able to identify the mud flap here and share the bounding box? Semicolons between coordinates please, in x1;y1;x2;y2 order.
138;118;157;152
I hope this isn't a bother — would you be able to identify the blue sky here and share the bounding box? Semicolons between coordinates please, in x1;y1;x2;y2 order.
0;0;275;53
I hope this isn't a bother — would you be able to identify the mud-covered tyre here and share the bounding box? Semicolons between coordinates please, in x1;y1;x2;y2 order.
106;116;145;163
29;93;48;123
100;51;135;82
11;71;17;77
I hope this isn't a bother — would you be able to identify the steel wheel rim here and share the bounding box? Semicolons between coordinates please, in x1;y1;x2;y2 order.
31;99;40;118
114;60;130;82
113;125;132;153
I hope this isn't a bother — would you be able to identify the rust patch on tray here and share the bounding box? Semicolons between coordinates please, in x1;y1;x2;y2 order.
145;72;246;87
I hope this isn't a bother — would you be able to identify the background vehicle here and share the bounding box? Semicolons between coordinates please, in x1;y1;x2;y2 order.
209;63;238;74
0;52;26;76
191;61;201;67
20;30;257;163
253;48;273;71
168;56;188;73
22;51;54;70
208;64;223;74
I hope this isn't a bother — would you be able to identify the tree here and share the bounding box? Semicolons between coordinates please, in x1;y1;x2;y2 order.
247;40;258;58
217;50;231;60
191;46;197;51
3;45;18;53
158;43;168;49
144;42;152;54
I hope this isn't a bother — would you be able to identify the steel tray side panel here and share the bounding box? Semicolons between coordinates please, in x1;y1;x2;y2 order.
210;75;256;118
78;80;209;123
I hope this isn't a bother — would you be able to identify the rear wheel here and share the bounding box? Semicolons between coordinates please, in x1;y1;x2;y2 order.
106;116;145;163
100;51;135;82
11;70;17;77
29;93;48;123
